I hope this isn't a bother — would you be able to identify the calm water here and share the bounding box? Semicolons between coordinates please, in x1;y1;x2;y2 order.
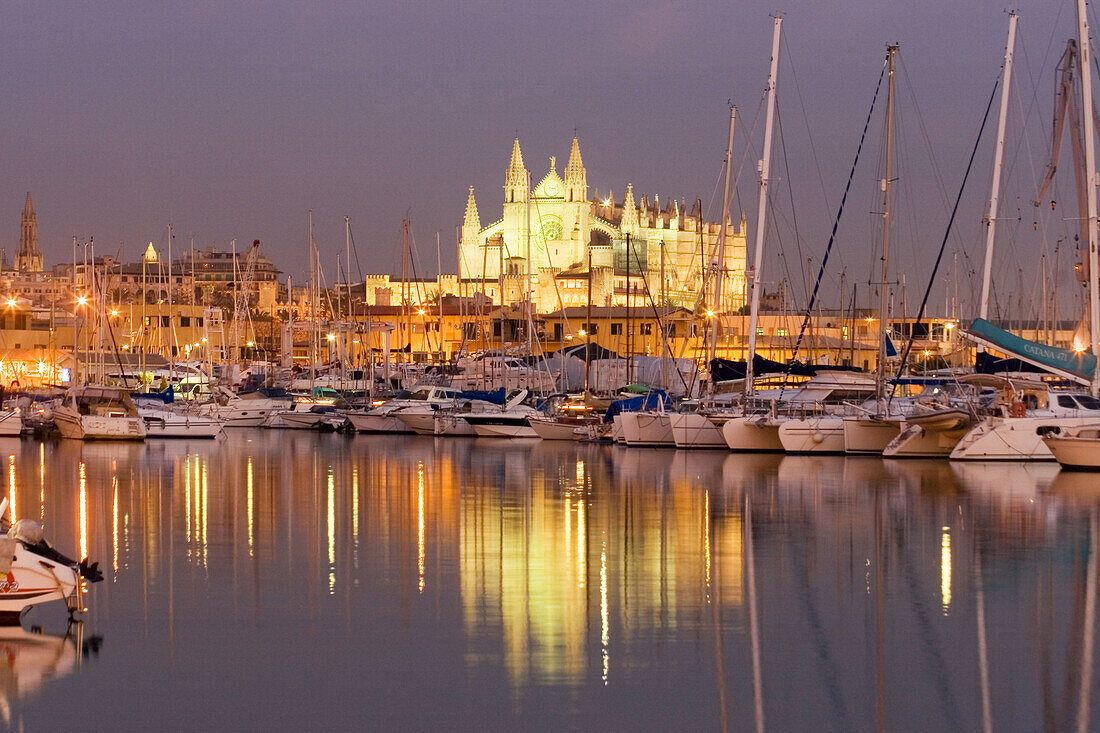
1;432;1099;730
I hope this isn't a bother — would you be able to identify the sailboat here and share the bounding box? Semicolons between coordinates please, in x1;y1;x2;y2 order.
882;14;1018;458
783;44;903;455
719;15;786;453
952;5;1100;461
670;106;738;450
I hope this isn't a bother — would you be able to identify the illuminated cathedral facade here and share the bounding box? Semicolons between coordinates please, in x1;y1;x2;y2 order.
458;138;748;314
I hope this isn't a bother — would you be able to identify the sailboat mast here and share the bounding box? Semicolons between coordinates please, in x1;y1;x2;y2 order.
167;223;174;382
309;210;317;387
1078;0;1100;395
979;12;1018;321
744;15;782;396
876;46;898;404
709;106;737;377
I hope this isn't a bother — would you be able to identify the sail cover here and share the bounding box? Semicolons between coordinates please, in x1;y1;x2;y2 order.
966;318;1096;382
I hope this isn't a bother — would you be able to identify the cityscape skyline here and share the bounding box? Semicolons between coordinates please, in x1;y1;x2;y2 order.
0;2;1081;317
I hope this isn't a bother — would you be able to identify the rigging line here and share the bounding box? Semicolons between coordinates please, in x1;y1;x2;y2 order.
781;31;833;215
778;58;887;395
889;78;999;405
625;234;690;392
897;54;953;214
775;97;809;302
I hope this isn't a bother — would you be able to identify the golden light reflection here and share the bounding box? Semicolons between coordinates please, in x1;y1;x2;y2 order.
7;455;15;523
38;444;44;520
327;469;335;594
417;462;425;594
247;459;254;558
78;462;87;562
112;476;119;576
576;497;586;589
600;541;609;685
941;526;952;613
704;491;711;599
185;456;192;544
352;467;359;549
200;458;208;568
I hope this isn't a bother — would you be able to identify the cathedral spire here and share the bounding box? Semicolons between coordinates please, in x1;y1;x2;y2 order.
564;137;586;202
621;184;639;237
504;138;528;203
16;192;42;272
463;186;481;231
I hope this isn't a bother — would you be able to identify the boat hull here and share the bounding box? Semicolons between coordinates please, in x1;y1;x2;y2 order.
620;412;675;447
842;417;901;455
53;407;146;441
529;418;585;440
949;416;1100;461
346;412;413;434
778;417;846;454
722;416;784;452
883;421;970;458
669;412;728;449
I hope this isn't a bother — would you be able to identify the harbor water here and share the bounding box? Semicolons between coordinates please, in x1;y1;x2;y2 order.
4;431;1100;730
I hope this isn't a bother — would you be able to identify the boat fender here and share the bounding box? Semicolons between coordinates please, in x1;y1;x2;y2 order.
1011;402;1026;418
812;431;825;444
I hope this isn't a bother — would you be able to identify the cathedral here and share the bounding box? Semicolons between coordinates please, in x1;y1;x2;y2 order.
458;138;747;314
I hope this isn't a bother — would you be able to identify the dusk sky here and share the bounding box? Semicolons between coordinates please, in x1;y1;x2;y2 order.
0;1;1086;318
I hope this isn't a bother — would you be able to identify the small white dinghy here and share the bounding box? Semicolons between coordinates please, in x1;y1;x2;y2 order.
1042;424;1100;470
0;498;102;624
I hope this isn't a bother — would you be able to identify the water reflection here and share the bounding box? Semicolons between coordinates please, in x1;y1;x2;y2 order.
1;434;1099;729
0;623;89;724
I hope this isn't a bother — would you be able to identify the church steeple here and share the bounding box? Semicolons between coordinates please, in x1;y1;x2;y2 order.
16;192;42;273
564;137;586;203
504;138;528;203
621;184;639;237
463;186;481;231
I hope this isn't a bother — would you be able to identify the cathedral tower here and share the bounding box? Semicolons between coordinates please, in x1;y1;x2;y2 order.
16;193;42;273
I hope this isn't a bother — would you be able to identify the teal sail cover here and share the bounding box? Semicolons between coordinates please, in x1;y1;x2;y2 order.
969;318;1096;380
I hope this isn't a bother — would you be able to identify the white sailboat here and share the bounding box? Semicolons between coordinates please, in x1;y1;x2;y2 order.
954;5;1100;461
722;15;785;452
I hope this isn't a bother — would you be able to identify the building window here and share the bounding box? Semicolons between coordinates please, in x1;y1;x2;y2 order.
161;316;170;327
756;327;764;336
639;323;653;335
777;328;788;337
553;323;563;340
610;323;622;335
181;316;190;327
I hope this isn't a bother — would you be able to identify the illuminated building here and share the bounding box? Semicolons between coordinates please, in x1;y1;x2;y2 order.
15;193;43;274
459;138;748;315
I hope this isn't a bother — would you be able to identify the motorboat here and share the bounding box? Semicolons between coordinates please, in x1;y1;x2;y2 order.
138;407;224;439
346;385;469;434
0;498;102;624
196;386;290;428
1041;424;1100;469
463;406;541;438
52;387;146;441
527;394;602;441
396;388;517;437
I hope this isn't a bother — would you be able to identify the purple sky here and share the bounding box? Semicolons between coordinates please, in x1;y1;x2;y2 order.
0;1;1085;318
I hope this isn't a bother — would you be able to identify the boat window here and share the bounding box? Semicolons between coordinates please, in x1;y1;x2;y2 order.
1057;395;1078;409
1076;395;1100;410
